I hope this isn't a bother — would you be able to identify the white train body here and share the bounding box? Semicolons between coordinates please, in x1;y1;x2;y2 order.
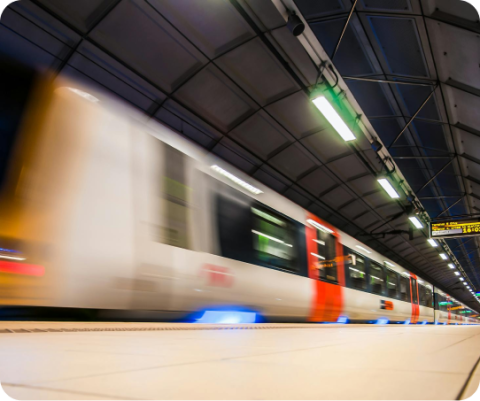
0;82;477;325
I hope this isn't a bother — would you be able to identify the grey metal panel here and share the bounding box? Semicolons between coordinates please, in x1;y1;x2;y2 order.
266;91;329;139
269;144;319;180
215;38;300;107
230;111;293;159
321;186;356;209
298;167;339;196
253;166;292;193
301;129;353;164
36;0;119;32
174;64;259;132
90;0;209;93
326;154;369;181
148;0;256;59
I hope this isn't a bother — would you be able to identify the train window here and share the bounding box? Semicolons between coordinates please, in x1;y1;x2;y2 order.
312;229;337;282
251;206;297;272
346;253;367;290
162;144;190;249
216;194;253;264
386;269;399;298
399;275;411;302
439;295;448;312
419;285;427;306
411;279;418;304
425;287;433;308
370;263;385;295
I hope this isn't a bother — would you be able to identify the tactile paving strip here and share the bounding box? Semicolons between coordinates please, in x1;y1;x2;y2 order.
0;324;323;334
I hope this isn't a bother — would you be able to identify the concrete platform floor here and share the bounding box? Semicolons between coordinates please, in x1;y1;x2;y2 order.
0;322;480;400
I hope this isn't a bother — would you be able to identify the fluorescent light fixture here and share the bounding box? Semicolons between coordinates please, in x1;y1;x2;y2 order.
313;239;326;246
307;219;334;234
384;261;395;268
66;87;99;103
311;96;356;141
252;230;292;247
211;165;263;195
418;280;424;284
311;252;325;260
448;263;455;269
356;245;371;254
408;216;424;229
460;277;464;281
455;271;460;276
377;178;400;199
428;239;438;247
439;253;448;260
0;255;26;261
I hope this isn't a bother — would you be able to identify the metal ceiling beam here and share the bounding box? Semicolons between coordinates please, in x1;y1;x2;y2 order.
393;156;453;160
343;76;434;87
306;10;480;36
331;0;358;61
388;85;438;149
343;74;480;102
419;195;464;200
415;158;456;195
461;153;480;168
437;196;465;217
456;123;480;139
444;79;480;98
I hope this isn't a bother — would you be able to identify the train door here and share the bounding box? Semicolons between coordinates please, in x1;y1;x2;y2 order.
410;277;420;323
306;214;344;322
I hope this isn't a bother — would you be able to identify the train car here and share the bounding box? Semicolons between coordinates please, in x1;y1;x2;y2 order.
0;73;477;325
434;288;478;325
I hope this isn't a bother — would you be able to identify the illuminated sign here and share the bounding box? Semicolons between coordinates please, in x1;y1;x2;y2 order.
450;306;464;311
431;219;480;239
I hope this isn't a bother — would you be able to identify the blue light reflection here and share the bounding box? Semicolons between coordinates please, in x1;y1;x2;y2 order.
195;310;257;324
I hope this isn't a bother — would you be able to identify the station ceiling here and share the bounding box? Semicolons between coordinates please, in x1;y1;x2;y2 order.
1;0;479;308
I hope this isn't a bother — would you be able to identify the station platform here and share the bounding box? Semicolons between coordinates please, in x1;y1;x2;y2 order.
0;322;479;400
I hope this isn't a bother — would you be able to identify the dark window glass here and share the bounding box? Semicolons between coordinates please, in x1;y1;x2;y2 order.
419;285;427;306
216;194;253;264
425;287;433;308
370;263;385;295
312;230;337;282
346;253;367;290
251;206;297;272
386;269;399;298
0;58;37;190
439;295;447;312
411;279;418;304
400;275;411;302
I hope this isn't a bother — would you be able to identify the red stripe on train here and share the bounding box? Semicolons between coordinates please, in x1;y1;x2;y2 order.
0;261;45;277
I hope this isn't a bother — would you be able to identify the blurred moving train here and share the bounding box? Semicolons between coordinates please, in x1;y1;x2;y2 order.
0;61;478;325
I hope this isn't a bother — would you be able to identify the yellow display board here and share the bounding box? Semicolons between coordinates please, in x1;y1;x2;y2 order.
431;220;480;239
